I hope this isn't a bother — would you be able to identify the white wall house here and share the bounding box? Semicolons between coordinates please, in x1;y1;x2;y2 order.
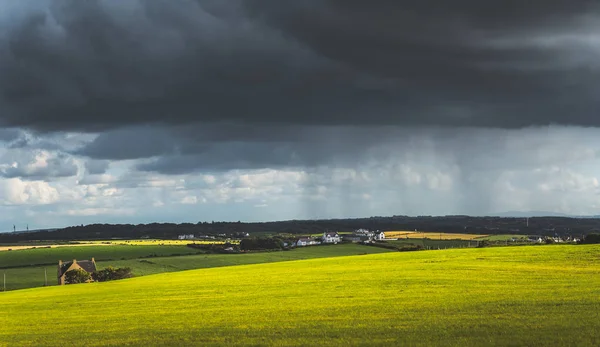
178;234;195;240
297;238;321;247
322;231;341;244
355;228;374;237
375;231;386;240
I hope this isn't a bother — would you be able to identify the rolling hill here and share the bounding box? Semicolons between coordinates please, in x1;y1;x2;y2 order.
0;244;598;346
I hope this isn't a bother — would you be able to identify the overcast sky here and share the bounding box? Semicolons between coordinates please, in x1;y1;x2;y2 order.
1;0;600;230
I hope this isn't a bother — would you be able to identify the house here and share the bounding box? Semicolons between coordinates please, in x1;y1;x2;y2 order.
57;258;97;285
322;231;341;244
355;228;375;237
296;238;321;247
178;234;195;240
375;231;386;240
527;236;544;243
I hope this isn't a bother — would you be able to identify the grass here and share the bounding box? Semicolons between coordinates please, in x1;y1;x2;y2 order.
476;234;531;241
0;239;239;252
385;231;488;240
0;244;598;346
85;239;240;245
0;245;200;269
0;244;392;291
384;239;472;249
99;244;392;276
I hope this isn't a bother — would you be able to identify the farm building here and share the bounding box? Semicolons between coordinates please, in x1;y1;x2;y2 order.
57;258;97;285
527;236;544;243
375;231;386;240
322;231;341;244
178;234;195;240
296;238;320;247
355;228;373;236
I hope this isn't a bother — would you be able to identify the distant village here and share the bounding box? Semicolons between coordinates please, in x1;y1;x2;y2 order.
178;228;386;246
178;229;579;247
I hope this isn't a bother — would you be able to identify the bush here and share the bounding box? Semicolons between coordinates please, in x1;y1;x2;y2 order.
92;266;133;282
477;240;490;248
64;269;92;284
581;233;600;244
397;244;424;252
240;237;284;251
187;243;240;254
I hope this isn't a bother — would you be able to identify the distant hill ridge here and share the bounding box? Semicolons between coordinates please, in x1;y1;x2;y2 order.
2;213;600;242
488;211;600;218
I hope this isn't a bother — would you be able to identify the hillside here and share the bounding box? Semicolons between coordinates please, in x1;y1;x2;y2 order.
1;245;599;346
0;244;392;291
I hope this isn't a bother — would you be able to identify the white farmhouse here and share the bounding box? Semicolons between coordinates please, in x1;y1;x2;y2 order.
296;238;321;247
322;231;341;244
355;228;375;237
375;231;386;240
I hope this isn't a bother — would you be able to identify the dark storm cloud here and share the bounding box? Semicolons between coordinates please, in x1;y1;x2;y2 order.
0;129;21;143
74;126;182;160
1;0;599;133
75;124;398;172
85;160;110;175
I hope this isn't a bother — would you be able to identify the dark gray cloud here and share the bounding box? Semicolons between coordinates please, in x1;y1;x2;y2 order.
0;129;21;143
79;123;599;176
74;123;402;173
74;126;183;160
0;0;599;133
84;159;110;175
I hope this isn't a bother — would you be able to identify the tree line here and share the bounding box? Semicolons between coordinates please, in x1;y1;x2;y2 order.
3;216;600;242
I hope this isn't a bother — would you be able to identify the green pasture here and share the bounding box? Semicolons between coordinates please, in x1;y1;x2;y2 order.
384;239;472;248
0;245;200;269
476;234;531;241
0;244;598;346
100;244;392;276
0;244;392;291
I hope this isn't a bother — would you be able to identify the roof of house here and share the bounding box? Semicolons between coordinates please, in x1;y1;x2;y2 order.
325;232;339;237
59;260;97;276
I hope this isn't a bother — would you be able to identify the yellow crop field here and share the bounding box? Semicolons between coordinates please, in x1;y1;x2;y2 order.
1;245;598;346
384;231;488;240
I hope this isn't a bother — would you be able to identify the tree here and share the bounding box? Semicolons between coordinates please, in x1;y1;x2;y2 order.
92;266;133;282
64;269;91;284
581;233;600;244
240;237;284;251
477;240;490;248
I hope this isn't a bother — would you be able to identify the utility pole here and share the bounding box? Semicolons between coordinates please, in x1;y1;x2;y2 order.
44;268;48;286
3;273;5;292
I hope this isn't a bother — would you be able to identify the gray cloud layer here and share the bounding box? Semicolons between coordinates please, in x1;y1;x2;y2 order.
1;0;599;133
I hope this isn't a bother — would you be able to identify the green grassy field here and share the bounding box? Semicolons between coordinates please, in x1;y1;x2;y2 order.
0;245;200;269
476;234;532;241
1;244;598;346
1;244;392;291
384;239;472;248
99;244;392;276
